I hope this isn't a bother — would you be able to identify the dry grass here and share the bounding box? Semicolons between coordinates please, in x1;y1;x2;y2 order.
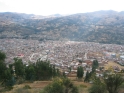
4;81;51;93
73;81;91;93
28;81;52;88
68;76;77;80
104;61;124;70
3;80;91;93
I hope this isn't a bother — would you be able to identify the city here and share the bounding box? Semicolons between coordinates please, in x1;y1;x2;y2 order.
0;39;124;79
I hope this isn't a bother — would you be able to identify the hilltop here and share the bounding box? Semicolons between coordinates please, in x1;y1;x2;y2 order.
0;10;124;44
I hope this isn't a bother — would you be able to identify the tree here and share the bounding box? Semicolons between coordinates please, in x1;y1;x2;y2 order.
92;60;99;73
68;67;71;72
77;66;84;79
43;77;64;93
56;68;60;76
35;60;60;80
104;73;124;93
14;58;25;79
25;64;35;81
63;71;66;77
3;68;15;87
63;78;78;93
42;77;78;93
0;52;15;88
89;73;124;93
89;76;106;93
52;65;57;77
0;51;7;80
9;64;14;75
84;71;90;82
0;60;7;80
0;51;6;61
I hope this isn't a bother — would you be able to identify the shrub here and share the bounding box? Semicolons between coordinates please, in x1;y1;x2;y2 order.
42;77;79;93
16;77;25;84
23;85;31;89
5;86;13;91
79;84;87;88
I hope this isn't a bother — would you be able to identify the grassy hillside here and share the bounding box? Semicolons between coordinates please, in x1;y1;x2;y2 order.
2;81;90;93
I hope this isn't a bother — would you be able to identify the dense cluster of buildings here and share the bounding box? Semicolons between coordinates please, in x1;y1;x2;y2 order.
0;39;124;77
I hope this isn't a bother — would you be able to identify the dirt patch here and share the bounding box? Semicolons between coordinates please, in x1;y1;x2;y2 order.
104;61;124;70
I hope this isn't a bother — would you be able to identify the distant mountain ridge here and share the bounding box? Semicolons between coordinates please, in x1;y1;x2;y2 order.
0;10;124;44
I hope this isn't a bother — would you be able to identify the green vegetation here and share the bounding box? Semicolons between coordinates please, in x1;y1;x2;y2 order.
89;73;124;93
89;76;106;93
1;52;124;93
84;71;91;82
77;66;84;79
35;60;60;80
13;58;61;82
14;58;25;82
0;51;15;89
84;60;99;82
92;60;99;73
0;51;61;92
23;85;31;89
42;77;78;93
104;73;124;93
0;51;6;61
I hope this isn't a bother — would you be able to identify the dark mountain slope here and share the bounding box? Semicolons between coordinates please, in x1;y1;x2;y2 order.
0;10;124;44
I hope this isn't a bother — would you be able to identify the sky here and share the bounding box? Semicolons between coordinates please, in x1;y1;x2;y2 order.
0;0;124;16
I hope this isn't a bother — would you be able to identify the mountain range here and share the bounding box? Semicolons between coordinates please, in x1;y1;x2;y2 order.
0;10;124;44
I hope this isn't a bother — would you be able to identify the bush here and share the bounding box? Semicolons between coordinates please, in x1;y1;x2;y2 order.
79;84;87;88
120;83;124;88
43;77;64;93
89;76;106;93
23;85;31;89
16;77;25;84
5;86;13;91
42;77;79;93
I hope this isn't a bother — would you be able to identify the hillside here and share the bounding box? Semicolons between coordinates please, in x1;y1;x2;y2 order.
0;10;124;44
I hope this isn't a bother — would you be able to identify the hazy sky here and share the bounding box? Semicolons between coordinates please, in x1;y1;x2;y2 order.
0;0;124;15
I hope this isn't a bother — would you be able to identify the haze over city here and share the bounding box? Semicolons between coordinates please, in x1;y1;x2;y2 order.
0;0;124;15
